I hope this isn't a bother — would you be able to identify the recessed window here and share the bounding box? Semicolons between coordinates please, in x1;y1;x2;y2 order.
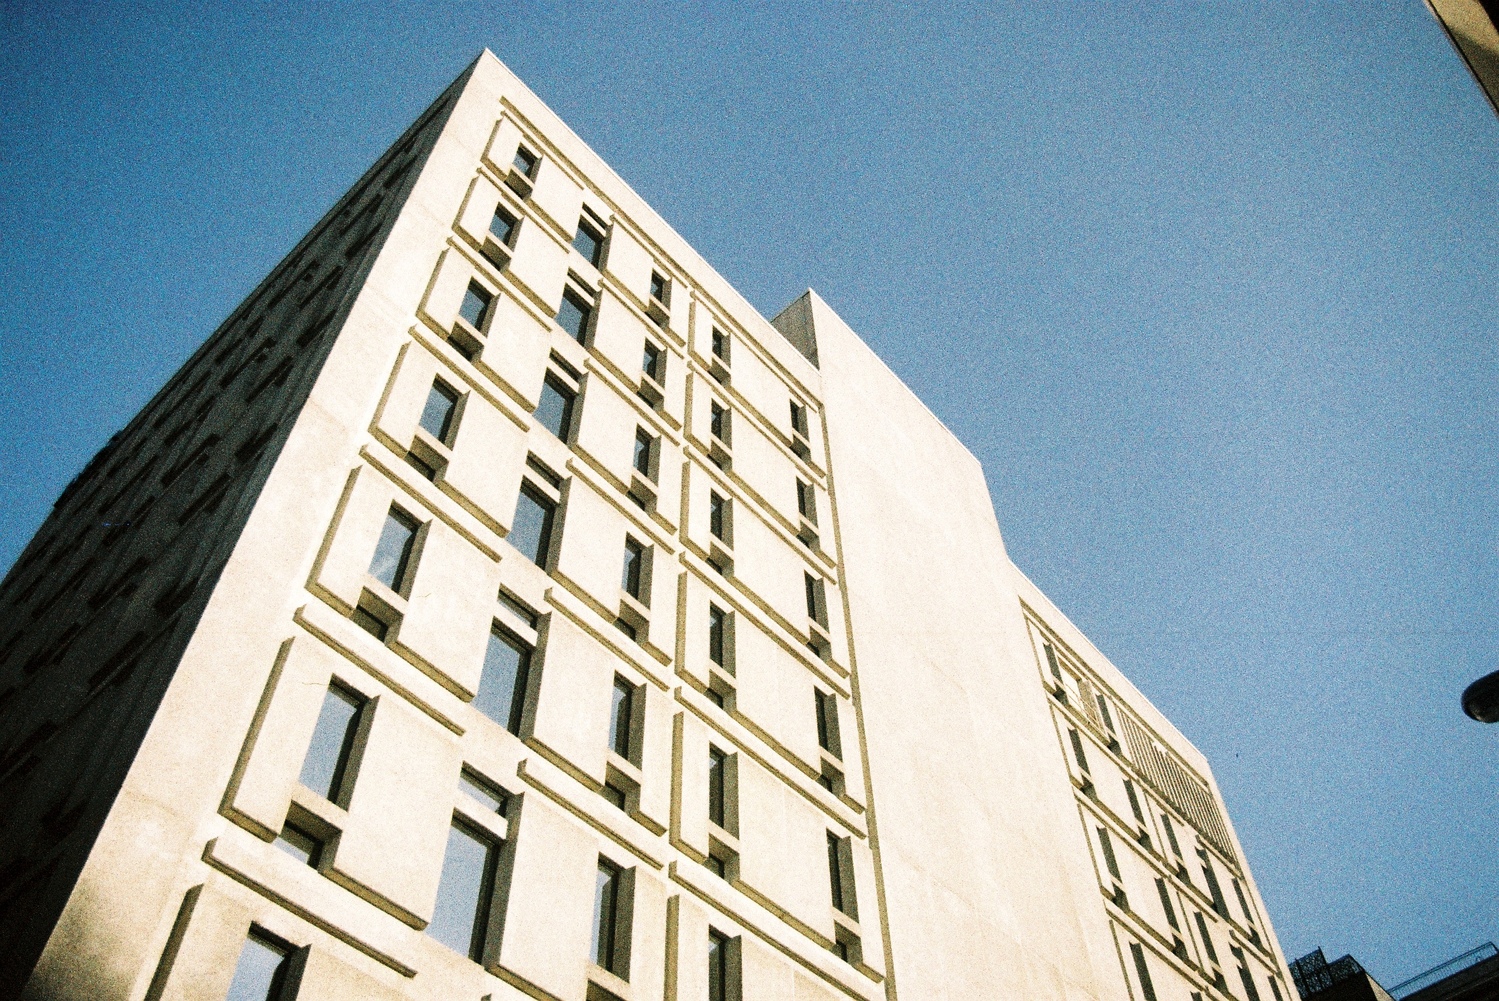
708;746;727;828
1130;943;1159;1001
1156;878;1180;930
535;374;577;441
428;818;499;962
490;207;519;246
592;858;628;977
459;282;493;330
711;328;729;362
708;930;733;1001
622;537;646;600
804;573;828;628
634;427;655;479
513;146;539;179
1162;813;1183;858
556;285;594;343
709;492;729;542
459;768;510;814
1068;728;1090;774
796;480;817;525
642;341;664;382
475;627;531;735
650;271;668;304
826;832;857;918
573;217;604;267
299;682;365;805
790;400;809;439
419;380;460;444
1124;779;1146;824
1095;692;1116;734
815;689;842;759
1195;911;1220;965
710;400;730;444
1199;849;1228;917
369;507;419;593
1097;826;1122;882
708;605;729;667
225;928;296;1001
275;817;325;868
609;675;635;760
1233;949;1263;1001
510;483;558;567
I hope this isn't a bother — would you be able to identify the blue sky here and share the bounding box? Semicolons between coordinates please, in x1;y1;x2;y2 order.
2;1;1495;985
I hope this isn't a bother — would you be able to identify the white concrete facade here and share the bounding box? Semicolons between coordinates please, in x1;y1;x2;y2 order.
0;51;1294;1001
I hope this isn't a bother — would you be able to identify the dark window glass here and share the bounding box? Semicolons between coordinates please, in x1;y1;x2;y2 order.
1096;693;1116;733
557;287;593;342
459;283;492;329
708;606;726;667
710;401;728;442
275;819;324;868
609;676;634;759
369;508;419;591
615;617;638;641
593;858;622;973
622;538;644;598
708;747;727;827
1098;827;1121;881
299;683;364;804
1125;780;1146;823
790;400;809;438
510;485;556;566
650;271;668;302
1196;912;1219;964
225;929;294;1001
420;381;460;444
513;146;538;178
1131;943;1159;1001
634;428;653;477
642;341;663;382
490;207;518;245
827;832;854;916
797;480;817;524
709;492;727;541
708;930;730;1001
711;328;728;361
815;690;842;758
804;573;827;627
428;820;498;961
574;220;604;266
1200;852;1228;916
1236;956;1263;1001
535;375;576;440
1162;813;1183;857
1044;641;1064;687
1156;878;1180;930
706;687;725;709
1069;728;1090;774
475;628;531;734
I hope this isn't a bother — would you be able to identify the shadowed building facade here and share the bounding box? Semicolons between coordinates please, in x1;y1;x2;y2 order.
1;52;1294;1001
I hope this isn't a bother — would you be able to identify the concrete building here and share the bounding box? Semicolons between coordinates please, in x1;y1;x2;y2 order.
0;52;1295;1001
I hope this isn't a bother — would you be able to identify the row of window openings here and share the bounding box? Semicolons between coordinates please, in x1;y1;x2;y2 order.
1126;936;1282;1001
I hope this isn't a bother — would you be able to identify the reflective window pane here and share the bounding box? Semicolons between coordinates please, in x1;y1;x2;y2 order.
419;381;459;443
574;221;603;266
475;629;530;734
510;486;555;566
225;930;292;1001
299;684;363;803
557;289;592;342
459;284;492;328
609;677;634;759
535;377;575;440
369;508;418;591
428;821;497;961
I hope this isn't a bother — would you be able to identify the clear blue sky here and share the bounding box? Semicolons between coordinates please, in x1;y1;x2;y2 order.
2;2;1494;986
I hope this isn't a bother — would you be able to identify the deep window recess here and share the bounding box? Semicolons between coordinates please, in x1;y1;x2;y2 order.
708;746;727;828
1156;878;1180;930
510;483;557;566
459;283;493;330
419;381;460;444
369;507;419;592
709;492;729;541
475;627;531;735
815;689;843;759
1233;949;1263;1001
574;217;605;266
460;769;510;814
826;832;857;918
490;207;518;246
428;819;499;962
225;928;297;1001
634;428;655;478
592;858;627;976
710;400;730;444
535;374;577;441
1199;849;1228;916
650;271;668;304
1195;912;1220;965
513;146;539;179
275;818;325;868
711;328;729;361
1097;826;1122;881
790;401;810;438
1069;728;1090;774
556;285;594;343
1162;813;1183;858
804;573;828;628
622;537;646;599
708;929;732;1001
1125;779;1146;824
299;683;365;805
643;341;664;382
1130;943;1159;1001
708;605;728;667
797;480;817;524
609;675;635;760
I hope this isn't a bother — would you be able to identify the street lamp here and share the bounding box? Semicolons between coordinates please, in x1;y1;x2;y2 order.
1462;669;1499;723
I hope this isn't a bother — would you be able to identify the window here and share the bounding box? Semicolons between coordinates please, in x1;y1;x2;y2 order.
299;683;365;805
428;819;498;962
459;768;509;814
1199;849;1228;917
633;428;655;479
710;400;730;444
1156;878;1180;930
1068;728;1090;774
1130;943;1159;1001
708;930;733;1001
826;832;857;918
609;675;635;760
573;217;605;266
510;483;557;567
708;605;728;667
1195;911;1220;965
708;746;727;828
535;374;577;441
1124;779;1146;824
622;537;646;600
650;270;668;304
1097;826;1122;882
369;507;419;592
275;816;326;868
557;285;594;343
475;627;530;734
709;492;729;542
804;573;828;628
513;145;539;179
1162;813;1183;858
815;689;843;759
459;282;493;330
711;328;729;363
1044;641;1065;690
225;928;297;1001
1095;692;1116;734
642;341;664;382
1232;877;1256;927
419;380;460;444
1233;948;1263;1001
796;480;817;525
490;206;518;246
790;400;809;438
592;858;627;977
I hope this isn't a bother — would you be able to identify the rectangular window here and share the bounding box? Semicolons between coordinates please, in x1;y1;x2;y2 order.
710;400;730;444
790;400;809;438
1156;878;1180;930
1195;912;1219;965
643;340;664;382
826;832;857;918
475;627;531;734
1068;728;1090;774
709;492;728;541
1095;692;1116;733
708;605;728;667
510;484;557;567
1200;850;1228;917
796;480;817;525
708;746;727;828
1130;943;1158;1001
592;858;626;976
299;683;365;805
556;286;594;343
708;929;731;1001
535;374;577;441
490;206;518;246
1043;641;1064;689
1232;878;1256;926
573;218;604;266
1234;949;1263;1001
419;380;460;445
1124;779;1146;824
459;768;509;814
815;689;843;759
622;537;645;599
1162;813;1183;857
804;573;828;628
225;928;296;1001
1097;826;1121;881
369;507;419;592
513;146;539;179
428;819;498;962
459;282;493;330
650;270;668;304
711;328;729;362
634;428;655;478
274;817;325;868
609;675;635;760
